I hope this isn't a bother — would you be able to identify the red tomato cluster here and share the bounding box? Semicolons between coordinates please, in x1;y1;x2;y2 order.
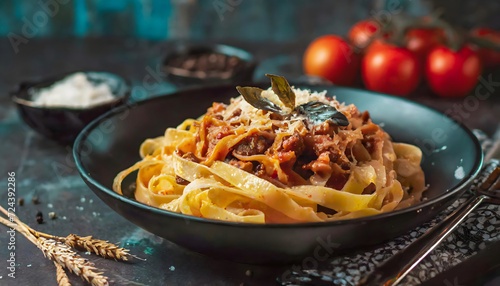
303;19;499;98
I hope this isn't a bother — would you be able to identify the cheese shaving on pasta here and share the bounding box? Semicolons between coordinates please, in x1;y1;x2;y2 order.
113;87;426;223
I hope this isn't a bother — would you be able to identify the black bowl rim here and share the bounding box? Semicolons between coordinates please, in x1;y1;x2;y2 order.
10;70;131;111
161;43;257;79
73;84;484;229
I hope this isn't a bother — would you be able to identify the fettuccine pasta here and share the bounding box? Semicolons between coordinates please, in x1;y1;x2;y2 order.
113;86;426;223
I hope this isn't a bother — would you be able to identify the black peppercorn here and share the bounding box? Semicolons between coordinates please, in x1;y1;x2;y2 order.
36;211;43;224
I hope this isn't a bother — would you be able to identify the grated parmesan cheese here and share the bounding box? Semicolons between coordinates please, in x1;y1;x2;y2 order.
32;72;115;108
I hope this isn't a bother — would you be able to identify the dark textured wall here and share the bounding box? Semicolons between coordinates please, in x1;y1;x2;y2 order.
1;0;499;42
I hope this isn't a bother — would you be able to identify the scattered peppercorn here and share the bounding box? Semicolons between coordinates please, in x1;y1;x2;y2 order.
32;196;40;205
48;212;56;220
36;211;43;224
18;198;24;206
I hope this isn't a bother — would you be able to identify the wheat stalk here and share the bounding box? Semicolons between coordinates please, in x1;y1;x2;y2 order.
0;206;144;286
54;261;72;286
0;205;137;262
39;237;109;286
28;230;135;261
65;234;134;261
0;215;109;286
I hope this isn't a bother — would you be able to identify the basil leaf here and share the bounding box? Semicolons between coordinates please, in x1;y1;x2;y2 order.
236;86;285;115
296;101;350;127
265;74;296;110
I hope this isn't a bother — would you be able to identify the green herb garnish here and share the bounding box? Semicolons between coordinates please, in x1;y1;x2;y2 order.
266;74;295;110
296;101;349;126
236;75;349;127
235;86;285;115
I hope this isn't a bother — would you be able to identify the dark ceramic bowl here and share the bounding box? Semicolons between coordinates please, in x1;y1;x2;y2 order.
11;71;130;145
74;84;483;264
162;44;257;87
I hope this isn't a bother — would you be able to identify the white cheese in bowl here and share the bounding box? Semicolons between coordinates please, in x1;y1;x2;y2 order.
32;72;116;108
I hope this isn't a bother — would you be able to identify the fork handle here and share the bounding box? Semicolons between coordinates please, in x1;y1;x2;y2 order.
358;194;489;286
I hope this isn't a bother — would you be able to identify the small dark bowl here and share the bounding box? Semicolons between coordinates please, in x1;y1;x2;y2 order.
74;84;483;264
162;44;257;87
11;71;131;145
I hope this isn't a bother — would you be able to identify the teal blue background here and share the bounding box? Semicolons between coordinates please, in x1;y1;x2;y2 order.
2;0;498;42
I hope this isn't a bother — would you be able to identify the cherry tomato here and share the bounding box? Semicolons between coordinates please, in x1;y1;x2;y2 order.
348;20;381;50
303;35;360;86
470;27;500;68
425;45;482;97
405;28;447;61
365;38;389;54
361;42;421;96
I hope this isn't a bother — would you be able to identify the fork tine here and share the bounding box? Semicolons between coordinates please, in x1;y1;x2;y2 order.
479;167;500;191
477;166;500;203
492;173;500;191
485;175;500;203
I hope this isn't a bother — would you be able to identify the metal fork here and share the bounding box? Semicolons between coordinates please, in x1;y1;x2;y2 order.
357;165;500;286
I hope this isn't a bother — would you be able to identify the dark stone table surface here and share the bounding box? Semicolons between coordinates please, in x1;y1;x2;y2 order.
1;37;500;286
